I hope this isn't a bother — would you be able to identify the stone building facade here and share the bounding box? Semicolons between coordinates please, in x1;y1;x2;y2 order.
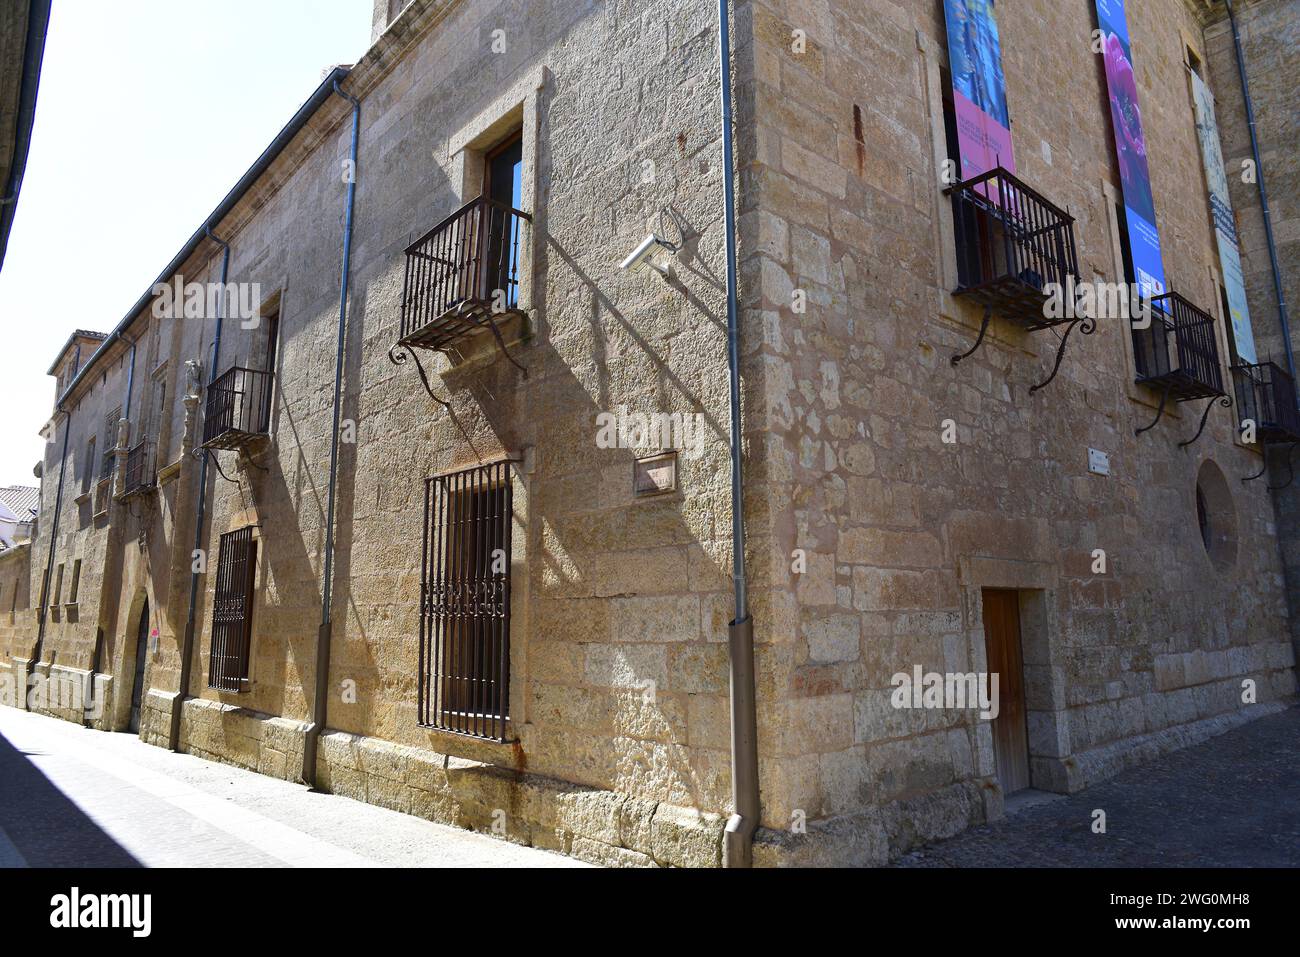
2;0;1296;867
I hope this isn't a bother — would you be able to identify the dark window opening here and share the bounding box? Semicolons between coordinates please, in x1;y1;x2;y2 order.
1196;485;1211;553
209;526;258;692
484;134;524;310
420;460;514;740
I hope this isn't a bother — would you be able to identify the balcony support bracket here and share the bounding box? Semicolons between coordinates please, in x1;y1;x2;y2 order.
1135;383;1172;437
204;449;242;486
479;310;529;378
1179;395;1231;449
1029;316;1096;394
388;344;451;410
1270;443;1298;492
951;305;992;368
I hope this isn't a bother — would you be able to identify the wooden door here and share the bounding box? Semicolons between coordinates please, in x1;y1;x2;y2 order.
981;589;1030;794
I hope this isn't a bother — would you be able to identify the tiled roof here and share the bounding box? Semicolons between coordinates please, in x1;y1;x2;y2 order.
0;485;39;517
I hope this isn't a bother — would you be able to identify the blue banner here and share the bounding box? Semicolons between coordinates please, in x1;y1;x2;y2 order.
1095;0;1167;300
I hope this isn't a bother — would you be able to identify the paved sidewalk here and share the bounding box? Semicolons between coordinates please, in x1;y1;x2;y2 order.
0;708;587;868
896;705;1300;867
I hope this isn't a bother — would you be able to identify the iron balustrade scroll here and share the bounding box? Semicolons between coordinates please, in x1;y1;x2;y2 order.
390;196;531;401
419;459;516;742
209;526;257;692
123;441;155;497
202;366;273;450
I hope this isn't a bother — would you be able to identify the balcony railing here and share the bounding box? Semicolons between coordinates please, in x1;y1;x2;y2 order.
1233;361;1300;443
202;366;273;451
123;441;155;497
947;167;1081;331
1132;293;1224;401
398;196;530;352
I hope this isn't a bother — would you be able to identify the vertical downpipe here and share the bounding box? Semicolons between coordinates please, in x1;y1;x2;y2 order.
303;81;360;787
170;229;230;751
718;0;760;868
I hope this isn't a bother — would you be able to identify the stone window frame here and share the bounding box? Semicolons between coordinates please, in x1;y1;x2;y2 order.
66;558;81;609
246;286;285;442
446;64;547;323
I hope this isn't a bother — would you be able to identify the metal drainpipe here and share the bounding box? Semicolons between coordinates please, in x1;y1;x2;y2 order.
1225;0;1295;386
302;80;360;787
169;229;231;751
122;335;138;423
718;0;759;869
31;404;72;676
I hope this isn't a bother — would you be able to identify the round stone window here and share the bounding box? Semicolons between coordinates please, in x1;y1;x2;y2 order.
1194;459;1237;571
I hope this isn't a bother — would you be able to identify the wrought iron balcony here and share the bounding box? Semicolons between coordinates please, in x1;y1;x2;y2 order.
1133;292;1229;445
947;167;1081;331
1233;360;1300;488
202;366;273;451
1133;293;1223;400
1233;361;1300;444
945;167;1088;391
390;196;530;400
122;441;155;497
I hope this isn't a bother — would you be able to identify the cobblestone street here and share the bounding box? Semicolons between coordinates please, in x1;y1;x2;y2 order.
0;708;587;868
897;706;1300;867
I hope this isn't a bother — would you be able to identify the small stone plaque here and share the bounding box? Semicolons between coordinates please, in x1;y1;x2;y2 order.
634;451;678;497
1088;448;1110;476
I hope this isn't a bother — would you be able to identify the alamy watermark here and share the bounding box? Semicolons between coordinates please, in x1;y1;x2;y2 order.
151;275;262;327
891;666;1000;720
1043;277;1152;327
0;670;104;720
595;405;706;460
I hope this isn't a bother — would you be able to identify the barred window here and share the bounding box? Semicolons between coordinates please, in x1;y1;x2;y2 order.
420;460;514;740
209;526;258;692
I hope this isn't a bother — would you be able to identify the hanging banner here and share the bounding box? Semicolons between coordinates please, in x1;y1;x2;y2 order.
1095;0;1166;300
943;0;1016;181
1191;70;1257;363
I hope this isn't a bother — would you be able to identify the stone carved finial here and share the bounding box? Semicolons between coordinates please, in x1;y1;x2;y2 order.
184;359;203;402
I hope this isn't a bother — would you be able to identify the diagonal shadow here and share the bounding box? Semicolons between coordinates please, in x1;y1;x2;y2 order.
0;731;141;867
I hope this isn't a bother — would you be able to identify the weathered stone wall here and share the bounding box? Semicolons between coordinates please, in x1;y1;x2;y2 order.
12;0;1298;868
146;0;752;851
1203;0;1300;661
739;0;1296;863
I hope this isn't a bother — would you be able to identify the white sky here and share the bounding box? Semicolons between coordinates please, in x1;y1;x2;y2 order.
0;0;373;486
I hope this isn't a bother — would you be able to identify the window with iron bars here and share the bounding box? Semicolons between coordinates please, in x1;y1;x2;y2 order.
209;526;258;692
420;460;515;741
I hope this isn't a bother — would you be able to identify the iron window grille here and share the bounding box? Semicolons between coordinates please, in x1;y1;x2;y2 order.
398;196;530;352
1132;292;1224;400
202;366;273;451
209;526;258;692
1232;361;1300;443
419;459;515;741
123;441;155;497
946;167;1080;330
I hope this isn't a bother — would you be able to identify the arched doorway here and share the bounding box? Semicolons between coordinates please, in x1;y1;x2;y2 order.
129;599;149;732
